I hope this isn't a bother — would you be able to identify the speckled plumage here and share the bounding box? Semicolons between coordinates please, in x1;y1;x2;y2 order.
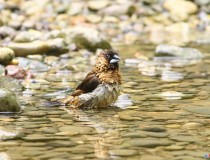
59;49;121;109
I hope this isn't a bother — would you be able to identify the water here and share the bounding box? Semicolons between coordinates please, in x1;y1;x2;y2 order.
0;44;210;160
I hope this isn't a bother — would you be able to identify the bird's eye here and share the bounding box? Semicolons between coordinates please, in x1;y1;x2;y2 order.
106;54;110;58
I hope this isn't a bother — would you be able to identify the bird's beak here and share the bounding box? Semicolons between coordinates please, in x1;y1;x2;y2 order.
110;55;120;64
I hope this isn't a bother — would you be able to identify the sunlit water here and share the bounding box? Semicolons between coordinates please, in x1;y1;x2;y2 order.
0;44;210;160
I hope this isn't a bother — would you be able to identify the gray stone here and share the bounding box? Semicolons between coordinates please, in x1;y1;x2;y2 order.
155;44;203;59
17;57;50;72
0;88;22;112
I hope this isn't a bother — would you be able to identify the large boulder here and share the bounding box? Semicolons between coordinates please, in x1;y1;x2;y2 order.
0;88;22;112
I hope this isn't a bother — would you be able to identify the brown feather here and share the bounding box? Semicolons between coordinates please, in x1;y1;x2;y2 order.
71;72;100;96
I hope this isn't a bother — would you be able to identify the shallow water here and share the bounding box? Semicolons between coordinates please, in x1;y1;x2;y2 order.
1;44;210;160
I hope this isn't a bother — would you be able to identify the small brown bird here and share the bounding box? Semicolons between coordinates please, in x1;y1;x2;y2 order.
60;49;121;109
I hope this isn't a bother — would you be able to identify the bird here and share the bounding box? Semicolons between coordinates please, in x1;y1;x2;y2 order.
59;49;121;109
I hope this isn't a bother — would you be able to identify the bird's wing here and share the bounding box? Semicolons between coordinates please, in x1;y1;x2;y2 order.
71;72;100;96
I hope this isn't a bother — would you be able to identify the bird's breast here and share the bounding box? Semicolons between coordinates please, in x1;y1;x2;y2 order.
76;83;120;109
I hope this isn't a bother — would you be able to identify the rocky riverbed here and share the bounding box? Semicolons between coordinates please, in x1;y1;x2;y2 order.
1;0;210;160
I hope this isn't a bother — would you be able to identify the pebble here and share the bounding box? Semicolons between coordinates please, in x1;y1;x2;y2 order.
164;145;185;151
48;140;77;147
14;30;42;42
184;106;210;115
0;142;20;147
141;126;166;132
140;155;166;160
163;0;198;15
58;126;95;135
109;149;138;157
22;111;47;117
169;135;201;142
122;131;147;138
118;110;142;121
21;142;46;147
121;138;173;148
181;122;203;129
23;136;69;142
88;0;110;10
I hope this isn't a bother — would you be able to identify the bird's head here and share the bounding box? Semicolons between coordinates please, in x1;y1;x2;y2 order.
100;49;120;70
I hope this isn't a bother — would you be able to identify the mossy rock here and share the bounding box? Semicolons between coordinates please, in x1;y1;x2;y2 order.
72;34;112;52
0;88;22;112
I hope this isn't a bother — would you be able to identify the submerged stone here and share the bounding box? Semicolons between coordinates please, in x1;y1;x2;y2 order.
58;126;95;135
183;106;210;115
109;149;138;157
118;110;142;121
0;127;24;140
17;57;50;72
0;88;22;112
121;138;173;148
0;76;23;91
